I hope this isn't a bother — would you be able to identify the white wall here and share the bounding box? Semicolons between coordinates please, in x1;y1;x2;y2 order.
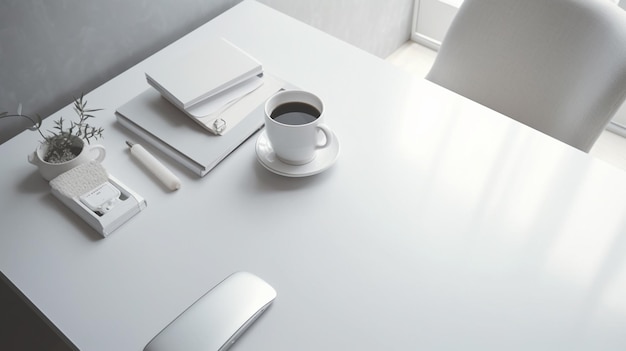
261;0;413;58
0;0;413;144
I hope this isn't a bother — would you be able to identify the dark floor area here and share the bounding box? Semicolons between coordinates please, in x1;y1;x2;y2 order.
0;279;71;351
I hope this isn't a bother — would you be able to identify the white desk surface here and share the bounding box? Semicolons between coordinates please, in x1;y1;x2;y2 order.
2;1;626;350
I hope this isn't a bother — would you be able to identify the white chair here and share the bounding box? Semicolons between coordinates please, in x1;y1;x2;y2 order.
426;0;626;152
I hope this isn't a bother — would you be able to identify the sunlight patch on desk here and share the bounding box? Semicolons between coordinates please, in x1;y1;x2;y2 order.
600;262;626;314
544;166;625;288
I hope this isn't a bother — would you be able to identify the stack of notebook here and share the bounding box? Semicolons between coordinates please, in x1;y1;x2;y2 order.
145;37;265;135
116;37;289;176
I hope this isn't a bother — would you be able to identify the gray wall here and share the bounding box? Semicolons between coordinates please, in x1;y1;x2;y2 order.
0;0;413;144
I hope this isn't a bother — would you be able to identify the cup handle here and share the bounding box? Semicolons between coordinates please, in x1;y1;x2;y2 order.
90;144;106;163
315;124;334;149
27;151;37;165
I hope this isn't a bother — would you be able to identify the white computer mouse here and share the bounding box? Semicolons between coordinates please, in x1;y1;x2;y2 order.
144;271;277;351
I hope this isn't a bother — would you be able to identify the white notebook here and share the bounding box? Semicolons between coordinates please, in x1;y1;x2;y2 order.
116;74;288;177
145;37;263;110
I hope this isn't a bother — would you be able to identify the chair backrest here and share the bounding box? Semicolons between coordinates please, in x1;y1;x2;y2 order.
426;0;626;152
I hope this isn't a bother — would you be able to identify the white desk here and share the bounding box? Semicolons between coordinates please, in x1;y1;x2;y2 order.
2;1;626;350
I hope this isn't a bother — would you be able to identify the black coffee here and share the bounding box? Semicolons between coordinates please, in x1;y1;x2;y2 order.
270;102;321;125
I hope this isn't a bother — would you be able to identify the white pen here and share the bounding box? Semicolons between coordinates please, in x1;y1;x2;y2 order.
126;141;181;191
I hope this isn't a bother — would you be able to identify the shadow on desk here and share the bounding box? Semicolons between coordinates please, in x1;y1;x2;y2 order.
0;276;71;351
17;171;50;194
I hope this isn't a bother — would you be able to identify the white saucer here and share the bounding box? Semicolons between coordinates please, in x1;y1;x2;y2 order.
255;130;340;177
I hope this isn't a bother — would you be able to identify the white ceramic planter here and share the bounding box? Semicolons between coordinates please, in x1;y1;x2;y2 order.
28;136;106;181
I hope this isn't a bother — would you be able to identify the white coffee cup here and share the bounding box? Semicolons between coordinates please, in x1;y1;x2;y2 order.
264;90;334;165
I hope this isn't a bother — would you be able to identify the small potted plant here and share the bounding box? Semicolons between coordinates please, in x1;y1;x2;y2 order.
1;94;106;180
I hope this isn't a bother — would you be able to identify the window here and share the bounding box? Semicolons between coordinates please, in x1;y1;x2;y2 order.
411;0;463;50
412;0;624;50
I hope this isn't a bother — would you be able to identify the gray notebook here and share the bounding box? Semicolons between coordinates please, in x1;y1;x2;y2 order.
115;74;287;176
